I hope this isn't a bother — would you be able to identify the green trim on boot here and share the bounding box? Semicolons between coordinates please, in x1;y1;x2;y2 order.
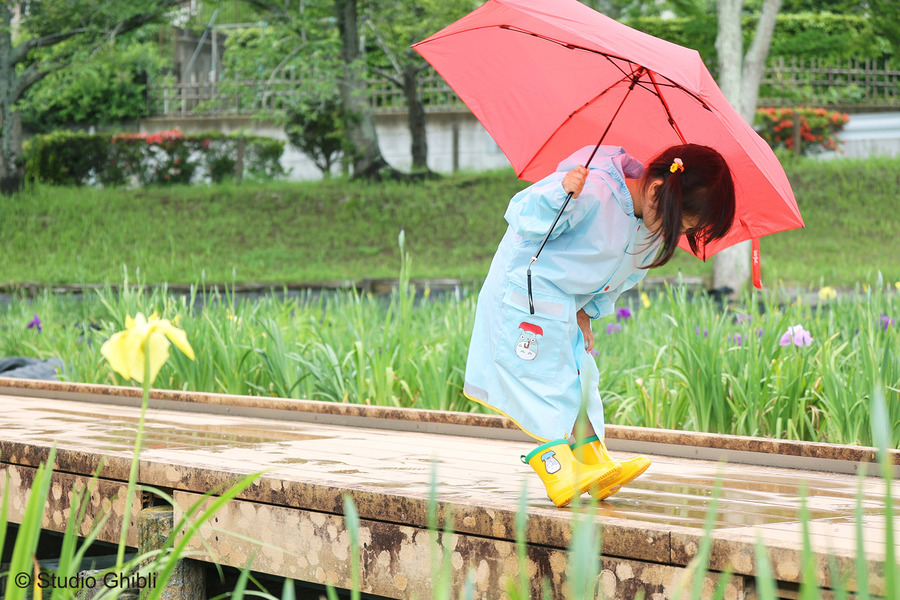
522;438;569;464
569;434;601;452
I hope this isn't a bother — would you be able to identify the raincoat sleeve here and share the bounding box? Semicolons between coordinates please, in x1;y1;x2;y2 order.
581;269;649;320
503;174;591;242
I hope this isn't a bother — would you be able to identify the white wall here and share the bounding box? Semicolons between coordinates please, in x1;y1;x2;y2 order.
140;108;900;180
140;110;514;182
819;111;900;160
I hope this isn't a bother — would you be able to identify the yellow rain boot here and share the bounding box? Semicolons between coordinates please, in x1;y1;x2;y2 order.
571;435;650;501
522;439;622;508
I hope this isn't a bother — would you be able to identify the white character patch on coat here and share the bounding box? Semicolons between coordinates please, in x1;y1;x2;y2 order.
541;450;561;474
515;321;543;361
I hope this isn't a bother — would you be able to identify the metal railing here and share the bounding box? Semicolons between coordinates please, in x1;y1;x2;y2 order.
147;58;900;118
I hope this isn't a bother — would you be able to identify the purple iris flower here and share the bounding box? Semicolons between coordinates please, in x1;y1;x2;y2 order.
606;323;622;334
881;314;894;330
730;333;743;346
27;314;42;333
616;307;631;321
756;328;765;338
735;314;752;325
779;325;813;347
695;326;708;337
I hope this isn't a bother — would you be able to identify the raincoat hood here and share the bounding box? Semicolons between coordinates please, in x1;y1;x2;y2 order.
556;145;646;181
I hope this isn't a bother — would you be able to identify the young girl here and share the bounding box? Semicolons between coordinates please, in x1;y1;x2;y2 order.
464;143;736;507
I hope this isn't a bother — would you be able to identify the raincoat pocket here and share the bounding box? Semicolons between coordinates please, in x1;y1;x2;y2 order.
495;283;572;378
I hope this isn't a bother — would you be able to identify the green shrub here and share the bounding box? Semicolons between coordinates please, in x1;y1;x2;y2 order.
754;107;850;154
22;131;110;186
22;130;286;186
626;12;892;68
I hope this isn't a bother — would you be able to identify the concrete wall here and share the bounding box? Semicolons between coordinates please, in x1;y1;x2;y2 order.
820;111;900;160
139;109;900;182
139;110;514;182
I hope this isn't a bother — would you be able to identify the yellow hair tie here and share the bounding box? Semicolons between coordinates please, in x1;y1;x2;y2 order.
669;158;684;173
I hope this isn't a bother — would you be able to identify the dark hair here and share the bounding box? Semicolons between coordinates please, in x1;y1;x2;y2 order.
641;143;736;268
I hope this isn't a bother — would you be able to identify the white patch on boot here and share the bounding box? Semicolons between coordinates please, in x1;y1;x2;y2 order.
541;450;561;474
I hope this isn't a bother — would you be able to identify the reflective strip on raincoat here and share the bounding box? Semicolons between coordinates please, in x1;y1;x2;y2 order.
464;146;661;442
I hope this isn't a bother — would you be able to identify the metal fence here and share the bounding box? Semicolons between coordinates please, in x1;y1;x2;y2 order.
148;58;900;118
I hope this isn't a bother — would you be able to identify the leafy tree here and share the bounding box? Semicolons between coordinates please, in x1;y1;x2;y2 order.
284;96;349;176
211;20;349;176
19;36;169;133
362;0;478;173
866;0;900;57
214;22;341;118
0;0;182;195
240;0;403;180
713;0;783;295
332;0;401;179
582;0;669;20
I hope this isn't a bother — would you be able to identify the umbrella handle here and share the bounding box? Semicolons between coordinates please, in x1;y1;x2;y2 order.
526;190;574;315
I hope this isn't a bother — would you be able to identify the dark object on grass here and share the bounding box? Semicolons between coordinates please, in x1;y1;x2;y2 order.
0;356;64;380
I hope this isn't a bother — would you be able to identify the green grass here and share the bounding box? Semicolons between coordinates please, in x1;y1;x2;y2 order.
1;156;899;288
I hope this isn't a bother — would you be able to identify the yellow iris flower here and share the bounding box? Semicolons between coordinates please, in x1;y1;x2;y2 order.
101;313;195;384
640;292;651;308
818;286;837;300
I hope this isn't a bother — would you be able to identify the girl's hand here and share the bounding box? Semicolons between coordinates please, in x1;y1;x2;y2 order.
577;309;594;353
563;166;588;197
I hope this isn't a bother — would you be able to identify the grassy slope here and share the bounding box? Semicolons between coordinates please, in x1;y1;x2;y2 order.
1;156;898;288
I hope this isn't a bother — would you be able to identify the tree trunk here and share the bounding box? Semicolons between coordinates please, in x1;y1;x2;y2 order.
334;0;396;179
0;4;23;195
712;0;782;296
403;61;429;172
741;0;782;120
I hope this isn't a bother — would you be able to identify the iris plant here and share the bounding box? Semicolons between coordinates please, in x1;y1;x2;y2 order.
779;324;814;347
100;312;195;567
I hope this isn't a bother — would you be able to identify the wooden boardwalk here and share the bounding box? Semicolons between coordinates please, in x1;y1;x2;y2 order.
1;378;898;599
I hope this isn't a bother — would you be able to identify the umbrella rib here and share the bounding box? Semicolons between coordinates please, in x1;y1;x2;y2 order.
497;25;712;112
647;70;688;144
497;25;634;63
520;65;645;177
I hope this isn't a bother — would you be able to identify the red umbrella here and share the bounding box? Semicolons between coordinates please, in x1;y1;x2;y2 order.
413;0;803;288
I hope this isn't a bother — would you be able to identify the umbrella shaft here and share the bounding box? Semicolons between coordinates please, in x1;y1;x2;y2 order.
527;191;574;315
526;68;643;315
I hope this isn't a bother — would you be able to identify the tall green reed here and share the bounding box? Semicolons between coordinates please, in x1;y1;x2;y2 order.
4;260;898;446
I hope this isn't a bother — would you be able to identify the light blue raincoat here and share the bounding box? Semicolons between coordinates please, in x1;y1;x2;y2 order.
463;146;662;442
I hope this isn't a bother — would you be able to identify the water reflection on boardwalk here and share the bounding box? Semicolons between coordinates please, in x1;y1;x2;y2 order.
0;379;897;599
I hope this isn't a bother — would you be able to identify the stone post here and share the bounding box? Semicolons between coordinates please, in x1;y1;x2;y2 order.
137;506;206;600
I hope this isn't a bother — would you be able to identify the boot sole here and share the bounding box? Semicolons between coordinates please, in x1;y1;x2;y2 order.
591;458;651;501
549;464;622;508
583;462;625;498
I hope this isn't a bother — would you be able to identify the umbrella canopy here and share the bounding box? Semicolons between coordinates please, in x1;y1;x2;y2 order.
413;0;803;268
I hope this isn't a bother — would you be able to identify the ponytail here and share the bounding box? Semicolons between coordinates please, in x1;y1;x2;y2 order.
640;144;736;269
